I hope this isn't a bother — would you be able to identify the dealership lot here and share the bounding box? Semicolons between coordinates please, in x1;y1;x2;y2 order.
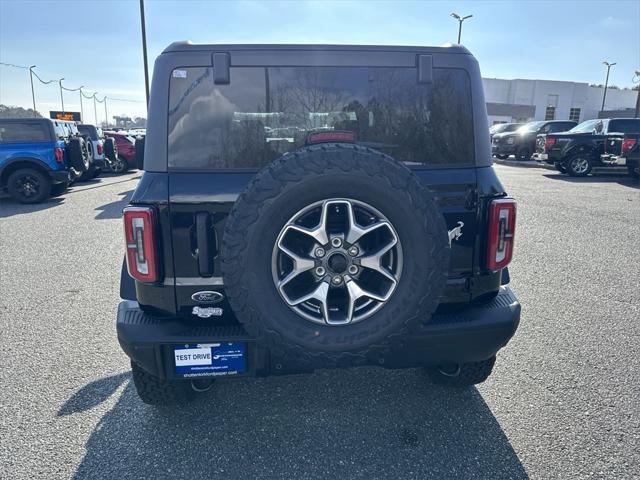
0;166;638;479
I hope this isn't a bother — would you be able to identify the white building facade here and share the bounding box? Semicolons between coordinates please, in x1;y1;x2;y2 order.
482;77;638;125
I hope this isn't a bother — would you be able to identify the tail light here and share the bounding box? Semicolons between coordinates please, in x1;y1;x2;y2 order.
97;142;103;155
486;198;517;271
622;138;637;155
544;136;556;151
54;147;64;163
123;206;158;282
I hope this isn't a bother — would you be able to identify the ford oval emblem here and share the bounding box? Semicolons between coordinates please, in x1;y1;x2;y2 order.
191;291;224;304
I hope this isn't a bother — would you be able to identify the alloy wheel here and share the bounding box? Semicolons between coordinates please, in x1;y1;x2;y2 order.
271;198;403;326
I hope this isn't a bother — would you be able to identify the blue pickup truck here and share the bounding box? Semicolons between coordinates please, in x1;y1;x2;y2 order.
0;118;91;203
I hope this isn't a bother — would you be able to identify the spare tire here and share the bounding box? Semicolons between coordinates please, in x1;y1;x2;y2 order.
221;143;449;365
103;137;117;161
66;137;89;172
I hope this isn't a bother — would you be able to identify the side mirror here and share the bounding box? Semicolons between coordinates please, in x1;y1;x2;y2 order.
134;136;145;170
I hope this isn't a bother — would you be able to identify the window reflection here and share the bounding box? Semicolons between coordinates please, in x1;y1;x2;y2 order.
168;66;474;169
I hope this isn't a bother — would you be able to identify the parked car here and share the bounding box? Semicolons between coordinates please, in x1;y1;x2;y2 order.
104;131;136;173
117;42;521;406
77;124;105;180
489;122;523;141
0;118;90;203
536;118;640;176
602;133;640;178
492;120;577;161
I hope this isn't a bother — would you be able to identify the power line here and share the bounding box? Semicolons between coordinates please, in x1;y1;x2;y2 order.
0;61;29;69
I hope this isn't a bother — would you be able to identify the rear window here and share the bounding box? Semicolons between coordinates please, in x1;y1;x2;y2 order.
608;119;640;134
0;122;50;144
78;124;98;140
168;66;474;169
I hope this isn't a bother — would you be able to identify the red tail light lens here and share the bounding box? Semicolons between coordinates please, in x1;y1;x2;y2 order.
54;147;64;163
622;138;637;154
544;137;556;151
97;142;103;155
486;198;517;271
123;206;158;282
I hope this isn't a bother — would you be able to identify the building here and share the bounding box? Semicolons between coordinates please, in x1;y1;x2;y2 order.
483;77;638;125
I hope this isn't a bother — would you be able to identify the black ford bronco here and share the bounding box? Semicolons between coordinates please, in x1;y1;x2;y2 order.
117;42;521;405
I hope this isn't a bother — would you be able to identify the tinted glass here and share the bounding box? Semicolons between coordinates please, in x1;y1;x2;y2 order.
568;120;598;133
547;122;575;133
168;66;474;169
608;119;640;134
519;121;545;133
0;122;50;143
78;124;98;140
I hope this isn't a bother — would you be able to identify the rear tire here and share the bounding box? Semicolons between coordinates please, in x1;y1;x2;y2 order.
111;156;129;174
566;154;592;177
66;137;90;172
131;362;197;406
426;356;496;387
515;147;531;161
554;162;567;173
7;168;51;203
495;154;508;160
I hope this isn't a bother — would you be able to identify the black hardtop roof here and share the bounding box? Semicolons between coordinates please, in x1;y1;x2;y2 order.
0;117;52;123
162;41;471;55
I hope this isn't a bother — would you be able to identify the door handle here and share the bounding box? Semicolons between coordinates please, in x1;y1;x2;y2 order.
195;212;213;276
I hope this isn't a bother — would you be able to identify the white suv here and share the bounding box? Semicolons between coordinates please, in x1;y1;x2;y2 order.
77;124;105;180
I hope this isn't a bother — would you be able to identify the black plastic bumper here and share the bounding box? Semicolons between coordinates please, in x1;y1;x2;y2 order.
117;287;521;380
492;144;516;155
50;170;71;184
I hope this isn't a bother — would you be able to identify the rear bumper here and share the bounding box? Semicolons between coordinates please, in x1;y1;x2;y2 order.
117;287;521;380
492;144;516;155
50;170;71;184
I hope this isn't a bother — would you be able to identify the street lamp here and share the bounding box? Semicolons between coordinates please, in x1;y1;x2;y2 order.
451;13;473;44
601;61;616;112
58;78;66;112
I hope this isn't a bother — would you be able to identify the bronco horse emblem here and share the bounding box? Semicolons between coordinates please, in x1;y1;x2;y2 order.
448;221;464;246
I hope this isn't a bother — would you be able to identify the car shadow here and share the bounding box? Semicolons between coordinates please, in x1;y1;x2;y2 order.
70;368;528;479
94;190;134;220
542;172;639;189
0;196;65;218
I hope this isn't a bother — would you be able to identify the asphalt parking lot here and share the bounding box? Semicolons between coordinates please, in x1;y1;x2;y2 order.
0;166;638;479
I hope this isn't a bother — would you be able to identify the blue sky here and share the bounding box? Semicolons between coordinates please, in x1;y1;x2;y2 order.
1;0;638;120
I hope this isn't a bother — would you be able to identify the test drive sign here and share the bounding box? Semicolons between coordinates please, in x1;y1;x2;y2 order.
50;111;81;121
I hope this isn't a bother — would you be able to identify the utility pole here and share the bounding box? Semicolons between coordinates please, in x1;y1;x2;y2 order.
450;13;473;44
103;96;108;127
93;93;98;125
78;86;85;121
139;0;150;108
58;78;66;112
28;65;37;116
601;61;616;113
633;70;640;118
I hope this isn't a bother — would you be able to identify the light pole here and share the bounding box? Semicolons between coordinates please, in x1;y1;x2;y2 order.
601;61;616;112
451;13;473;44
58;78;66;112
28;65;37;116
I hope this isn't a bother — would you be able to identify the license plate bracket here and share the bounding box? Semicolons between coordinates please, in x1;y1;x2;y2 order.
174;342;246;377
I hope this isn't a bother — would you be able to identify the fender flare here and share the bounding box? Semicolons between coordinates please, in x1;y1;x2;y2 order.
0;157;54;182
